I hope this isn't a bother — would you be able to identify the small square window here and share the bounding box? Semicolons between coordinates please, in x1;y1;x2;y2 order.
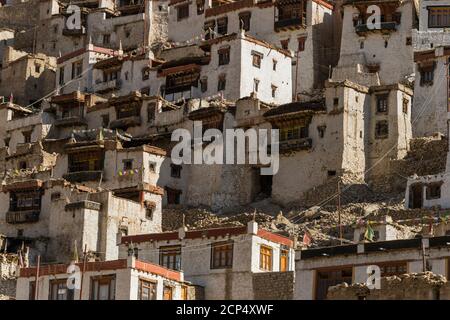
149;161;157;173
171;164;182;178
375;120;389;139
252;51;262;68
280;39;289;50
327;170;336;177
123;159;133;171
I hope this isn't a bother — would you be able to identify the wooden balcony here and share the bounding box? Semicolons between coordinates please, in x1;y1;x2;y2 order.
55;116;88;127
355;22;397;35
274;18;305;32
63;170;103;183
6;210;40;224
271;137;313;154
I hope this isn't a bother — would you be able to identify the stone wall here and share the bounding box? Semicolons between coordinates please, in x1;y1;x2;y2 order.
370;136;448;194
327;272;450;300
0;0;39;30
252;271;294;300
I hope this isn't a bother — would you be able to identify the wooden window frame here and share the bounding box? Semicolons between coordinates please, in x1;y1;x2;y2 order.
138;278;157;300
259;245;273;271
211;241;234;269
428;6;450;28
49;278;74;300
218;47;230;66
90;275;116;300
159;245;182;270
376;94;389;114
239;12;251;31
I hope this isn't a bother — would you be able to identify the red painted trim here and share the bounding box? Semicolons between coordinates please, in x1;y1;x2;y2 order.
313;0;334;10
19;259;128;278
134;260;181;281
257;229;293;247
122;226;293;247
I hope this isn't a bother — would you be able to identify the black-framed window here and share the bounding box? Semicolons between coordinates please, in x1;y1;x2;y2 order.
170;164;182;178
375;120;389;139
159;245;182;270
138;279;157;300
218;47;230;66
376;94;389;113
177;4;189;21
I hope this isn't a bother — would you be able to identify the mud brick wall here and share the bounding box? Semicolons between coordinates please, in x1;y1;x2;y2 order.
252;271;294;300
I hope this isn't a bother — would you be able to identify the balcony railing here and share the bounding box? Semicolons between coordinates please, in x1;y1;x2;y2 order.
6;210;40;224
274;18;305;31
55;116;88;127
270;137;312;153
355;22;397;34
94;79;122;93
63;170;103;183
109;116;141;129
62;26;86;36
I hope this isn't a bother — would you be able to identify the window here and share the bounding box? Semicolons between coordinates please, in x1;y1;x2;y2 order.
90;276;115;300
254;79;259;92
406;37;412;45
10;191;41;211
68;150;103;172
402;97;408;114
211;241;233;269
196;0;204;14
428;7;450;28
426;182;442;200
271;85;277;98
272;59;277;71
376;94;388;113
19;161;27;170
218;74;226;91
142;67;150;80
375;120;389;139
218;47;230;65
280;249;289;272
166;187;181;205
138;279;157;300
163;286;173;300
360;41;364;49
149;161;157;173
35;64;41;73
177;4;189;21
252;51;263;68
49;279;74;300
103;34;110;45
181;286;188;300
327;170;336;177
170;164;182;178
333;97;339;106
420;63;435;86
317;125;326;138
298;36;306;51
379;262;407;277
160;245;182;270
71;60;83;79
59;67;65;85
51;192;61;201
101;114;109;128
29;281;36;300
217;17;228;35
259;245;273;271
280;39;289;50
204;20;216;40
122;159;133;171
239;12;251;31
280;125;308;141
316;269;352;300
141;87;150;96
200;77;208;92
23;131;32;143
